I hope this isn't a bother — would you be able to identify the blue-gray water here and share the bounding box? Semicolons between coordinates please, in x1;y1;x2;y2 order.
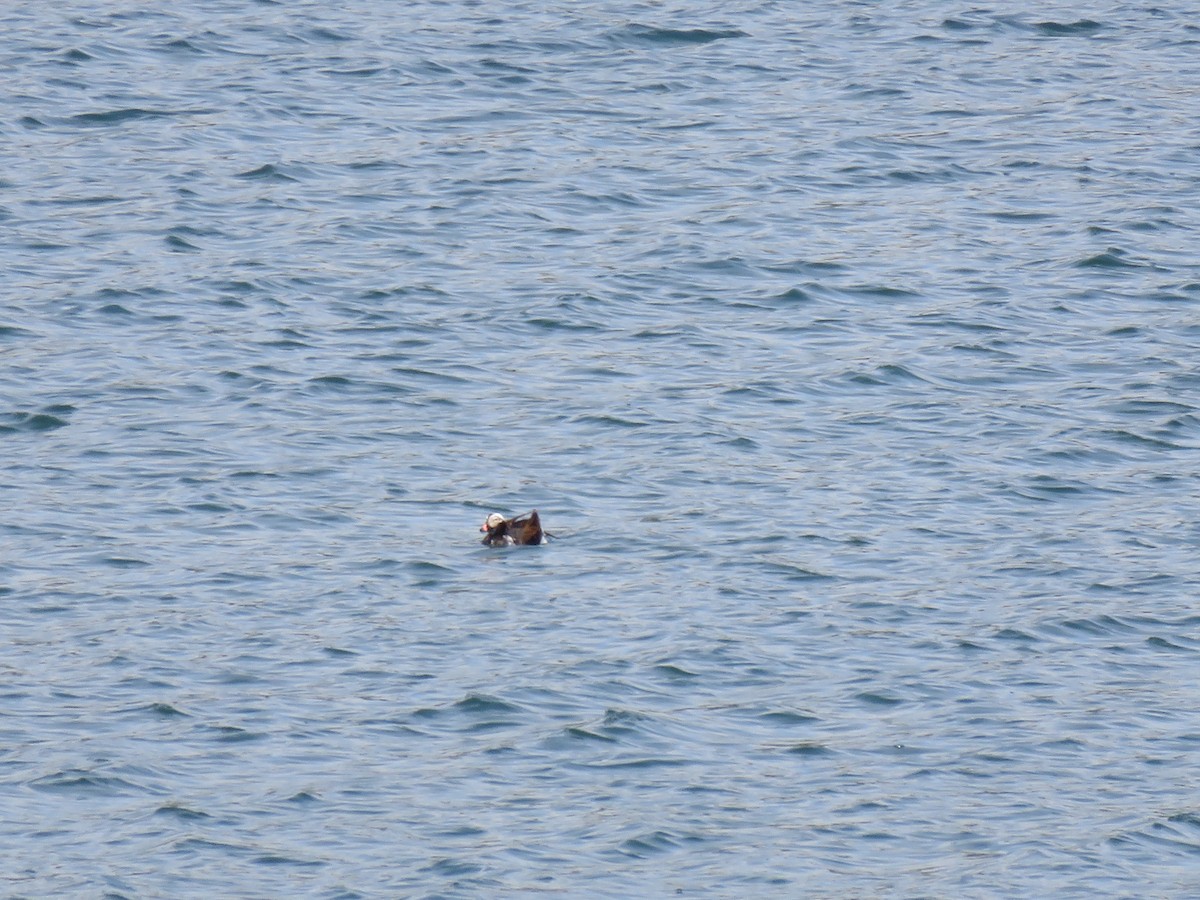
4;1;1200;896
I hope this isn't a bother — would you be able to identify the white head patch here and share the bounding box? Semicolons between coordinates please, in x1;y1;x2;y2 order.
485;513;505;529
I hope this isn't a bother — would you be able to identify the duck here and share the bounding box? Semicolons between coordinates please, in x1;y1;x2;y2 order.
480;510;544;546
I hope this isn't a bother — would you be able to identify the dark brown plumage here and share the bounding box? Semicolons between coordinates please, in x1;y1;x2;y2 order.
480;510;544;546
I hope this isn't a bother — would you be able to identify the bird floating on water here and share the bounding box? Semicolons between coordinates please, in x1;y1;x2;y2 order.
480;510;545;546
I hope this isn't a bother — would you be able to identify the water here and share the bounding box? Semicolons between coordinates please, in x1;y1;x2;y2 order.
4;1;1200;896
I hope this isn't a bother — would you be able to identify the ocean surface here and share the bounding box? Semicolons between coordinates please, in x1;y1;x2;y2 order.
4;1;1200;896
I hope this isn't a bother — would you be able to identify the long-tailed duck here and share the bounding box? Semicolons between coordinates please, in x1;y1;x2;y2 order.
480;510;544;546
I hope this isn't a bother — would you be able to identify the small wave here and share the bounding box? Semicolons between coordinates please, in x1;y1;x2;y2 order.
990;210;1056;222
254;854;325;868
759;710;821;727
101;556;151;568
527;315;604;332
652;663;700;680
613;24;747;46
306;374;355;391
995;627;1037;643
617;829;698;858
885;165;970;184
328;65;387;78
583;757;691;770
67;108;179;126
841;363;927;388
29;769;148;796
1016;475;1100;498
572;413;652;429
560;726;618;745
452;693;524;716
785;742;834;757
39;194;126;208
754;560;831;581
1147;636;1196;653
166;233;200;252
146;702;190;718
856;692;903;708
1035;19;1104;37
413;693;528;733
1075;250;1144;269
1112;399;1194;417
206;725;267;743
307;26;354;43
391;366;471;386
421;857;484;877
236;164;299;183
174;837;252;855
584;708;669;744
1112;814;1200;857
162;38;204;55
749;286;813;308
841;283;921;300
847;85;908;100
1102;428;1185;451
1038;615;1137;638
154;803;213;821
406;560;453;587
0;408;72;433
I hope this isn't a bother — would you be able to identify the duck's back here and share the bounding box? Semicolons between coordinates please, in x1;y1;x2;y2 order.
508;510;543;545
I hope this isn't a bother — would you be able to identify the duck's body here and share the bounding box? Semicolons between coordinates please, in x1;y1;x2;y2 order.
480;510;544;546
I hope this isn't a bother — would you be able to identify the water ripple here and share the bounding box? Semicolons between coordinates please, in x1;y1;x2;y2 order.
3;0;1200;896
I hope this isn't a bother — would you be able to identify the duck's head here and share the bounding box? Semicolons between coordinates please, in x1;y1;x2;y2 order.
480;512;505;533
